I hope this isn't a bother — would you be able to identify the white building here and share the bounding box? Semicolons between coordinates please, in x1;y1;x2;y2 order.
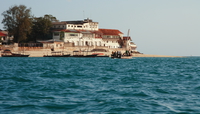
0;31;14;44
123;36;138;52
52;18;99;31
52;18;133;49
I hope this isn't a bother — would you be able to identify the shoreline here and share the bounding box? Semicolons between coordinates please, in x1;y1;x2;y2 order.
0;49;185;57
27;51;182;58
0;49;182;58
131;54;182;58
0;44;183;58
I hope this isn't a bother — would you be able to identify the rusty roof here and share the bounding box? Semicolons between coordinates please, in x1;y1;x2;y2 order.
0;32;6;36
99;29;123;35
123;36;132;41
53;29;123;37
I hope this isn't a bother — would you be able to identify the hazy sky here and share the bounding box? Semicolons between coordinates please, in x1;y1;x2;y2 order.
1;0;200;56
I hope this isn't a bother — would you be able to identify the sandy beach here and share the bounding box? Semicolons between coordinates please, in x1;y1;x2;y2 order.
0;49;182;57
131;54;182;58
27;51;181;57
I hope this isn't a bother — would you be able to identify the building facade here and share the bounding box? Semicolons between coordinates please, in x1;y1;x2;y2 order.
52;18;136;50
0;30;14;44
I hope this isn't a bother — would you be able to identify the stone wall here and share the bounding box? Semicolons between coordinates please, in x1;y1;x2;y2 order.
0;43;129;57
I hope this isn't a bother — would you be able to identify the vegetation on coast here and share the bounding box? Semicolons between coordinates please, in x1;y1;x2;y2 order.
1;5;58;43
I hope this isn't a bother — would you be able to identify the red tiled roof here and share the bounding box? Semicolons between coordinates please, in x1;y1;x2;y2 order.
98;29;123;35
123;36;131;40
0;32;6;36
53;29;123;37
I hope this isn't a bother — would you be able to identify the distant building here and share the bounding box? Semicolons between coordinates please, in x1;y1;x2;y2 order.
0;30;13;44
51;18;137;50
52;18;99;31
123;36;137;52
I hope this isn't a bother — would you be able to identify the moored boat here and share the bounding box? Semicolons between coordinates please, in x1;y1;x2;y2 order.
92;53;109;57
111;51;132;59
71;50;98;57
72;54;98;57
43;51;70;57
1;49;29;57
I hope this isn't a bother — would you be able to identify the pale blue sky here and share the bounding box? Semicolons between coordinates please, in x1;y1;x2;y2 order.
1;0;200;56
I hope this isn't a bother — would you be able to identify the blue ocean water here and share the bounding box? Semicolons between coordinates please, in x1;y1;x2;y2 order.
0;57;200;113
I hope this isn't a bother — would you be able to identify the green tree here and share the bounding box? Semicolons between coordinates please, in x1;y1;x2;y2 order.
30;14;58;41
1;5;32;43
44;14;59;22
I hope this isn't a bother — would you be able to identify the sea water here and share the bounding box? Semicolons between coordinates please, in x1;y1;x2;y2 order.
0;57;200;113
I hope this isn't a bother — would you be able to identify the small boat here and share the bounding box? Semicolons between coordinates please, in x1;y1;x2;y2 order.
96;55;109;57
111;51;122;59
92;53;109;57
111;51;132;59
84;54;98;57
71;50;98;57
72;54;98;57
43;51;70;57
1;49;29;57
43;54;70;57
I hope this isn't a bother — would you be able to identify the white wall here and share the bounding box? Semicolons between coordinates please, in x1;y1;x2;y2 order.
66;22;98;31
53;31;120;48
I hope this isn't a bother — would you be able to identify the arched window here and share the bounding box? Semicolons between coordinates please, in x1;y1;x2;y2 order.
85;41;88;46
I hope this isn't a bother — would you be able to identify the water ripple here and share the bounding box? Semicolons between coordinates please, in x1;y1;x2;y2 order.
0;57;200;113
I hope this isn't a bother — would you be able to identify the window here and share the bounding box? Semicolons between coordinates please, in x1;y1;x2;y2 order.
69;34;78;36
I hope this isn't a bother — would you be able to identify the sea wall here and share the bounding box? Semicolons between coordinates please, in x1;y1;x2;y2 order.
0;44;128;57
1;44;180;57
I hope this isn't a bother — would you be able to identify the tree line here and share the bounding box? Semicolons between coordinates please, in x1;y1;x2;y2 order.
1;5;59;43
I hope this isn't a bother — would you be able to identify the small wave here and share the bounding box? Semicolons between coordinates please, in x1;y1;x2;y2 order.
132;91;149;97
11;76;33;82
155;88;169;94
194;85;200;90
